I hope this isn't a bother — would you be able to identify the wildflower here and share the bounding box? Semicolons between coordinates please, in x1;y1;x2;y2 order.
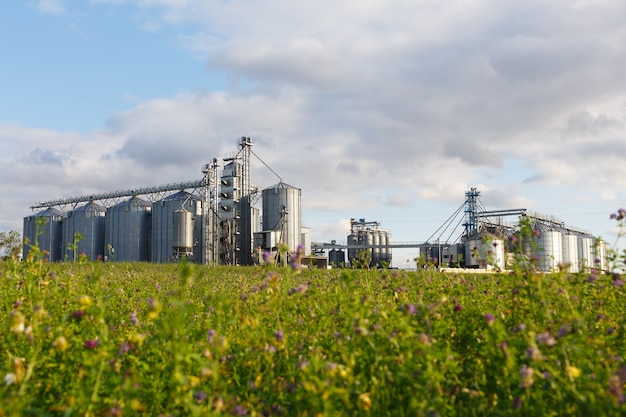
537;332;556;347
275;330;284;342
194;391;208;404
84;339;100;350
358;393;372;411
207;329;217;343
485;313;495;325
9;310;26;333
232;404;248;415
53;336;69;352
525;346;541;361
147;298;162;319
354;325;369;336
513;397;522;409
129;312;139;326
4;373;16;386
566;366;581;379
72;309;85;321
78;295;93;307
608;375;625;405
519;365;534;388
454;304;462;312
513;323;526;333
407;303;417;315
262;250;273;263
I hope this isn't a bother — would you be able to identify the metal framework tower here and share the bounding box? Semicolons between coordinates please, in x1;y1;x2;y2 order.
463;188;481;238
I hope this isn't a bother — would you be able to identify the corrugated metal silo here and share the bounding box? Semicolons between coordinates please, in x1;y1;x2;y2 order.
465;233;505;270
105;197;151;262
152;191;203;263
329;249;345;267
23;207;64;261
561;233;579;272
347;233;358;263
535;229;563;272
577;236;593;270
62;202;106;261
262;182;302;252
372;231;381;264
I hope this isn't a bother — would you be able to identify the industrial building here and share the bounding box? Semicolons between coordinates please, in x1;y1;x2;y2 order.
23;137;607;272
23;137;309;265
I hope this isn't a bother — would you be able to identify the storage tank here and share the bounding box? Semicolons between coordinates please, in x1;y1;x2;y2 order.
347;233;358;264
329;249;345;267
593;238;608;271
535;229;563;272
62;202;106;261
577;235;593;270
105;197;151;262
262;182;302;253
372;231;381;265
465;233;505;270
561;232;579;272
173;208;194;255
23;207;64;261
152;191;203;263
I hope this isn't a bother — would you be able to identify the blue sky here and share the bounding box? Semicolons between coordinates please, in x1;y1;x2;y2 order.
2;0;626;266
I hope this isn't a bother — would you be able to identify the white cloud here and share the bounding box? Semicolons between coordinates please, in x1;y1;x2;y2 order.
35;0;67;15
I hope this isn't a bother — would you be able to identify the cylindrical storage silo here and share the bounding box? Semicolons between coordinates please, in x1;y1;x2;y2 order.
261;182;302;253
105;197;151;262
465;233;505;270
561;233;579;272
577;235;593;270
173;208;194;252
329;249;345;267
536;229;562;272
23;207;64;261
152;191;203;263
593;238;608;271
380;232;391;263
347;233;358;264
62;202;106;261
372;231;381;265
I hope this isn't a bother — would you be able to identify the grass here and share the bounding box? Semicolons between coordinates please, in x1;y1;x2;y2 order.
1;247;625;416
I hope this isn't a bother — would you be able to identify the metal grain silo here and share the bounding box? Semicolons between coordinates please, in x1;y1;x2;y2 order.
372;231;381;265
561;232;579;272
347;233;358;263
262;182;302;253
62;202;106;261
535;229;563;272
23;207;64;261
329;249;345;267
465;232;505;270
152;191;203;263
105;197;151;262
577;235;593;270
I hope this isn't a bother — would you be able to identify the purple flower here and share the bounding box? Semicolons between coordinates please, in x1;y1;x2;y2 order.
72;310;85;321
519;365;534;388
454;304;462;312
485;313;495;325
207;329;217;343
513;323;526;333
537;332;556;347
275;330;284;342
84;338;100;350
407;303;417;315
232;405;248;415
262;251;273;263
194;391;208;404
130;312;139;327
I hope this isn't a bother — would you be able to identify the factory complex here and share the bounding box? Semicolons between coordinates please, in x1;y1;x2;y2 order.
23;138;608;272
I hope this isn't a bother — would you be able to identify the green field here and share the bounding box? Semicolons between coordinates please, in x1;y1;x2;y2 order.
1;252;625;416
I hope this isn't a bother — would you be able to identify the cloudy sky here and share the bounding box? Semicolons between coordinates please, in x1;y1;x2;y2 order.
2;0;626;266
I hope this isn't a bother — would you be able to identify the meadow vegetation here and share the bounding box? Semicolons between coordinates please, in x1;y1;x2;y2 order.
1;212;625;416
